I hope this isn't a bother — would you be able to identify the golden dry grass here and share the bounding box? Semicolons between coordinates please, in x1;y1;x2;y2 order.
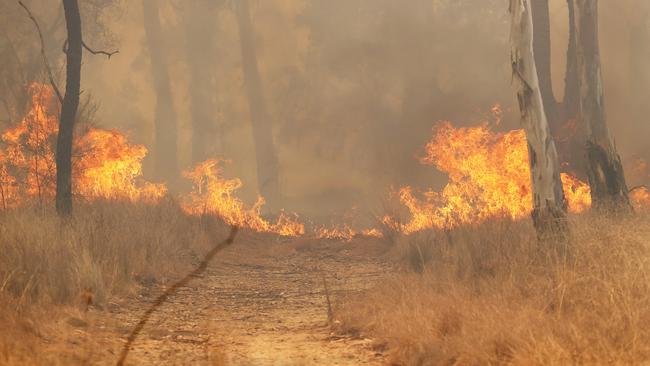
334;213;650;365
0;199;227;365
0;199;218;309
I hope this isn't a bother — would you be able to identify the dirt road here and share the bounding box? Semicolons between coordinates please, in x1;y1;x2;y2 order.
54;235;389;365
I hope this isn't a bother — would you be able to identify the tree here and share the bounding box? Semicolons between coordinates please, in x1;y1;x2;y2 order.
184;2;220;164
510;0;568;238
55;0;82;216
573;0;631;211
142;0;178;184
531;0;583;175
531;0;557;129
235;0;281;210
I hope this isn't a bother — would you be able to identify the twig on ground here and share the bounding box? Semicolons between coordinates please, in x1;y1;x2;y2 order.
116;224;238;366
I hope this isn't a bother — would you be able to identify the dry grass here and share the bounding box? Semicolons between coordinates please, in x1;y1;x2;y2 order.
0;198;216;309
334;213;650;365
0;198;229;365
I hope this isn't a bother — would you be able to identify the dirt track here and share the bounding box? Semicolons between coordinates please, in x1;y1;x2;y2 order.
54;235;389;365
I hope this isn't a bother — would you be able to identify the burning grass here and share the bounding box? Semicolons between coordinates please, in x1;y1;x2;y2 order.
334;213;650;365
383;121;649;235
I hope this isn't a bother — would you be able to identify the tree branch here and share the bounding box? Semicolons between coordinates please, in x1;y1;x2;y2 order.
17;0;64;104
63;39;119;59
82;40;119;59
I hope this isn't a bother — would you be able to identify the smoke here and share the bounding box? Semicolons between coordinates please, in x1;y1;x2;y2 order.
2;0;649;220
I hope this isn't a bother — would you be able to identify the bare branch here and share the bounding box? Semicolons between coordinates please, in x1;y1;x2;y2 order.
17;0;64;104
82;40;119;59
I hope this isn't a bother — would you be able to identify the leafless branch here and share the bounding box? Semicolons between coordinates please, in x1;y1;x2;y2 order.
17;0;64;104
82;40;119;59
63;39;119;59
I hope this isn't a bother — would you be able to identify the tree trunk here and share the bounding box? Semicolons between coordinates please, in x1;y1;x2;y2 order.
559;0;587;177
510;0;568;239
55;0;82;216
573;0;631;211
235;0;281;210
185;2;220;164
143;0;178;183
563;0;580;120
531;0;559;130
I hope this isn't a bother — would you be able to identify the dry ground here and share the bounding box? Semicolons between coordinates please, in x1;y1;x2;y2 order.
1;230;390;365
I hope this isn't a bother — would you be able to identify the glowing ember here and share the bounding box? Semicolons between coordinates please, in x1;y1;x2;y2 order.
316;224;384;241
181;159;304;236
630;187;650;209
385;122;593;234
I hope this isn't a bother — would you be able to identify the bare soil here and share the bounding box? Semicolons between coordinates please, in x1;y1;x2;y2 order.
37;234;390;365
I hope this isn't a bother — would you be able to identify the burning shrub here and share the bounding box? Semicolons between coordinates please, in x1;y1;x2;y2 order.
384;122;600;234
0;83;166;207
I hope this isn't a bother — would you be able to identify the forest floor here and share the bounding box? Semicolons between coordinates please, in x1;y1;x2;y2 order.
31;234;391;365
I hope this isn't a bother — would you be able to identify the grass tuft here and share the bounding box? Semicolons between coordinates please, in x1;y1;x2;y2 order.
335;213;650;365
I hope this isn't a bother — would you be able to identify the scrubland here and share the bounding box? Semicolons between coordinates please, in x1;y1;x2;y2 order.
0;199;225;365
335;212;650;365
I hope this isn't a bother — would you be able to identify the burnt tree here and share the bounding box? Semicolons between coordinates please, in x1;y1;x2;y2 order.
531;0;583;175
235;0;281;210
510;0;568;238
574;0;631;211
143;0;178;183
531;0;558;129
56;0;82;216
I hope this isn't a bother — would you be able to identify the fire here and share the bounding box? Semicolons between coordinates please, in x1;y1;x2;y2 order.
385;122;593;234
181;159;304;236
0;83;165;207
631;187;650;209
316;224;383;241
75;129;166;201
1;83;58;204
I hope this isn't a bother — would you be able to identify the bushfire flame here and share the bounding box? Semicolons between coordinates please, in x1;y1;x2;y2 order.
7;83;648;237
384;122;594;234
0;83;165;207
75;129;166;201
316;224;383;241
181;159;304;236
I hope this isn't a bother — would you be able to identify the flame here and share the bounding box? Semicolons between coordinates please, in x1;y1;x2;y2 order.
316;224;384;241
386;122;593;234
75;129;166;201
631;187;650;209
0;83;165;206
181;159;304;236
1;83;58;203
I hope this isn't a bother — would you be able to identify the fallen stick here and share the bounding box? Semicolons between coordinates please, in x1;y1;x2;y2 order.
117;223;238;366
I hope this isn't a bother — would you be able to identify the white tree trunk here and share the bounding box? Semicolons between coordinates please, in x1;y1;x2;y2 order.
510;0;568;237
574;0;631;211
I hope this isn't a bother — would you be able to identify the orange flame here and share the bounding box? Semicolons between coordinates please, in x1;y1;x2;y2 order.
316;224;383;241
631;187;650;209
0;83;165;207
181;159;304;236
1;83;58;203
75;129;166;201
385;122;593;234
